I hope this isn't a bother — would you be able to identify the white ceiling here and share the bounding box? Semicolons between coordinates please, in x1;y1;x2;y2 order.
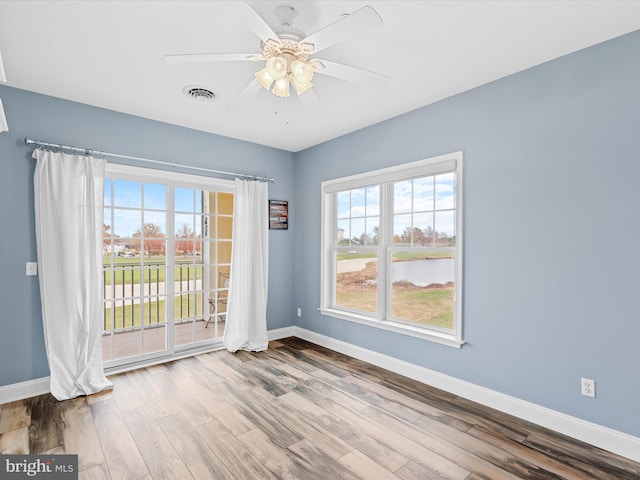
1;1;640;152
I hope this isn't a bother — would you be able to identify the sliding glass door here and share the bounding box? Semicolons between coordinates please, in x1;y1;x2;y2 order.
102;178;169;362
101;165;234;368
173;188;233;346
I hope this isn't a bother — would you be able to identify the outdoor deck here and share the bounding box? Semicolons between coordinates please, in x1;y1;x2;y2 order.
101;319;225;362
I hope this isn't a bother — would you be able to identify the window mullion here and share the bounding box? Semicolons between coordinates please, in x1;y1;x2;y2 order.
165;184;175;353
379;182;393;321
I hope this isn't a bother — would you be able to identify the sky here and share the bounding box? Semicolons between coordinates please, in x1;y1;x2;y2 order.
104;179;203;239
337;173;456;244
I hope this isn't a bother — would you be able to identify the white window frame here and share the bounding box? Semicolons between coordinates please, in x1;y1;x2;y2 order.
320;152;464;348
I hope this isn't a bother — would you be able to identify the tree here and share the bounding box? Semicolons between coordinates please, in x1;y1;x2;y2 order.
175;224;194;255
399;226;433;246
372;226;380;245
103;223;111;246
132;223;166;255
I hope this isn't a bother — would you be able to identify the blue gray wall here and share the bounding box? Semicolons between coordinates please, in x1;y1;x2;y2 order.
0;85;295;387
294;29;640;438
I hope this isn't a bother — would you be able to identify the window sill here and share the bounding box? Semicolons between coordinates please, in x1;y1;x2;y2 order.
318;308;465;349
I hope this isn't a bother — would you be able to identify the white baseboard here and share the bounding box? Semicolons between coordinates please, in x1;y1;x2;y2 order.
269;326;296;341
293;326;640;464
0;376;50;405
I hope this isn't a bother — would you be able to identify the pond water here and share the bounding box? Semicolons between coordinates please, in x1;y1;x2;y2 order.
391;258;454;287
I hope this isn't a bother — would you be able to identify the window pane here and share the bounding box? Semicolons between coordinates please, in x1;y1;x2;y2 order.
218;216;233;240
365;216;379;246
195;191;202;213
144;183;166;210
142;267;166;296
176;214;196;255
394;214;412;245
435;211;456;246
351;218;365;245
104;178;112;205
335;251;378;314
113;209;141;238
435;173;455;210
175;213;194;234
413;177;434;212
350;188;366;217
144;211;166;236
391;251;454;330
394;180;412;214
218;241;232;264
103;210;112;237
337;191;351;218
141;239;166;256
337;219;350;245
114;180;141;208
175;187;194;212
366;186;380;216
413;213;433;246
218;192;234;215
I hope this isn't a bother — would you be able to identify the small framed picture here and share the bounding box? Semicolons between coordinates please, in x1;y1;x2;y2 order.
269;200;288;230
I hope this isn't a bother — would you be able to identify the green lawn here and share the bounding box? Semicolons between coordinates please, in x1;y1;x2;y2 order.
104;292;207;330
337;251;453;262
391;288;453;329
336;252;378;261
336;288;453;329
103;257;203;285
335;253;454;329
391;251;453;261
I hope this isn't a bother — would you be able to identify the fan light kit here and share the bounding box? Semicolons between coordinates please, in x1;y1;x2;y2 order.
165;1;391;108
254;5;318;98
255;41;318;97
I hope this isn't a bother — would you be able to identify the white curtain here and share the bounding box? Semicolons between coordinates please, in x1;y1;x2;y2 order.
33;149;112;400
223;179;269;352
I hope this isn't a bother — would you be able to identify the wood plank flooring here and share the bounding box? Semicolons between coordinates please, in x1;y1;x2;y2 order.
1;337;639;480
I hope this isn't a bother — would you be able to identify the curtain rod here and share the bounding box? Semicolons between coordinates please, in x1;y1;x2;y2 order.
24;137;275;183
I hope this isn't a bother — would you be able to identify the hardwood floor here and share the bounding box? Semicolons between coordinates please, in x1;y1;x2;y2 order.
1;337;639;479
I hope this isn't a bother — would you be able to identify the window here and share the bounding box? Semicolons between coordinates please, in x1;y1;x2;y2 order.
102;164;234;367
321;152;463;347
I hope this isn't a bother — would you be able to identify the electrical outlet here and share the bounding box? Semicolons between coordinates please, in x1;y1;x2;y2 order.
581;378;595;398
296;307;302;317
26;262;38;276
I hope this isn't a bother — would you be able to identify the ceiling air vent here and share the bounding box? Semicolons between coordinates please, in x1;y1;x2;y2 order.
183;86;218;102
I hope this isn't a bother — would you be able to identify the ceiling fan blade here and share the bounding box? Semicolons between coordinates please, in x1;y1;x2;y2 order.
223;0;280;45
227;78;263;111
298;89;323;112
165;53;260;64
302;6;382;54
0;48;6;82
315;59;390;89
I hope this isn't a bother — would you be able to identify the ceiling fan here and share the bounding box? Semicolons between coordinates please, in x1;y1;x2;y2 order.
165;1;391;109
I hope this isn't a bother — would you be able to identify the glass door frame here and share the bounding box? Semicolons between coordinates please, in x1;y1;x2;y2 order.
102;163;234;370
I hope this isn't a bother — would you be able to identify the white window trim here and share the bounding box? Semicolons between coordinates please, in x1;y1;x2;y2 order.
320;151;464;348
105;163;234;192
